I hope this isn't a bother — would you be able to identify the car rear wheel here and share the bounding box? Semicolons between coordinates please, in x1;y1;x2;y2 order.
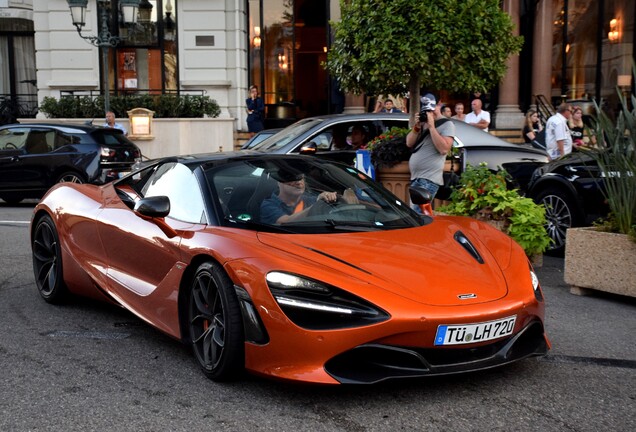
57;172;85;184
32;215;68;303
535;187;581;256
187;261;244;381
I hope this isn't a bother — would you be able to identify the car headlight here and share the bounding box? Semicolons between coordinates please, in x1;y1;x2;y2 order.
266;271;390;330
529;267;543;302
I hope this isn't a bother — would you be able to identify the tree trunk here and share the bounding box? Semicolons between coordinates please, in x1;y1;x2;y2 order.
408;75;421;127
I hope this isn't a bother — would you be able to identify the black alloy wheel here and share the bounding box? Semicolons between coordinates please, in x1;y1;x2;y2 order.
187;261;244;381
32;215;67;303
536;187;580;256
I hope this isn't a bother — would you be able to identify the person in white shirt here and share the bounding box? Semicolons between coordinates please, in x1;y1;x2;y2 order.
465;99;491;132
545;103;573;160
103;111;128;135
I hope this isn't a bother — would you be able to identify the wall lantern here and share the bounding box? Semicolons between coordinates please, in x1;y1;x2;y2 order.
163;0;175;41
127;107;155;140
608;18;620;43
252;26;261;49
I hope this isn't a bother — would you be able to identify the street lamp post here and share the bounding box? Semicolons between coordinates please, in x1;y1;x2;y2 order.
66;0;140;114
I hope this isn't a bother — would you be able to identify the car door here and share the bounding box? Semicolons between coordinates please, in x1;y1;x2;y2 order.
0;127;59;194
0;127;44;192
96;162;207;325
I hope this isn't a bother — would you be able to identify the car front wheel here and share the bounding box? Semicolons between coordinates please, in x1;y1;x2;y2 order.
57;172;85;184
535;187;581;255
187;261;244;381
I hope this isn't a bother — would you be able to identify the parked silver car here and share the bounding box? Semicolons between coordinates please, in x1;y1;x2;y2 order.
250;113;549;192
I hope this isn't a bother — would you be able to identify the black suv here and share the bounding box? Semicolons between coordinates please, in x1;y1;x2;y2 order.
0;123;141;204
526;152;608;255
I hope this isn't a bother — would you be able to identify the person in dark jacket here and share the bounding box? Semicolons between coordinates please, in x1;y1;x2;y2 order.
246;85;265;137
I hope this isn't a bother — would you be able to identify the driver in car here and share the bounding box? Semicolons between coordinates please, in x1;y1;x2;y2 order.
260;169;357;225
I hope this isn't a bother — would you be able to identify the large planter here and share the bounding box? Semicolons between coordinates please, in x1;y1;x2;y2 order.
376;161;410;203
564;227;636;297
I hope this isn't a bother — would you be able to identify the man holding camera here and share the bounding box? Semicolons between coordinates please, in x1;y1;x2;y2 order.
405;94;455;209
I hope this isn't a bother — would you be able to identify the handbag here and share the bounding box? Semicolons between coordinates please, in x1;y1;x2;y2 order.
436;156;460;201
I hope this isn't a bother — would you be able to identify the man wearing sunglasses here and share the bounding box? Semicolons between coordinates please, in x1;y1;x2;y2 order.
545;103;573;160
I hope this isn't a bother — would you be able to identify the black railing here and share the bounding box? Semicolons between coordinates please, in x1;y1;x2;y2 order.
534;94;554;124
59;89;206;98
0;94;39;124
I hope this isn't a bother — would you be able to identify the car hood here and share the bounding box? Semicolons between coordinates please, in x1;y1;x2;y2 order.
256;219;511;306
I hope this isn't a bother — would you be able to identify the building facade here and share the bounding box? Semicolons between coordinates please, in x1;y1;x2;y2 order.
1;0;634;131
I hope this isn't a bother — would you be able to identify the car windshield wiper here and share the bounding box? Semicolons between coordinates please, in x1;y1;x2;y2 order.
224;217;296;233
323;219;388;231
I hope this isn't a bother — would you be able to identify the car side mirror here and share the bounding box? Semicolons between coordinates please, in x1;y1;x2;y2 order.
409;186;432;205
299;142;317;154
134;196;180;238
134;196;170;218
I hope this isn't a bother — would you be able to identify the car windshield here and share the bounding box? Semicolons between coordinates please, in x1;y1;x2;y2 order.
204;157;427;233
250;118;324;152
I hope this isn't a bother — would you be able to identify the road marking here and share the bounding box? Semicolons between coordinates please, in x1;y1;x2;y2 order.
542;354;636;370
43;330;131;340
0;220;30;225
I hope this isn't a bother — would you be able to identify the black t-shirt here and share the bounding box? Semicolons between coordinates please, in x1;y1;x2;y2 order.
522;122;541;143
570;125;584;142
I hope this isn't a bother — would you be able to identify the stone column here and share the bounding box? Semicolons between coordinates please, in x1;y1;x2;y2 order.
494;0;524;130
532;0;554;106
343;93;366;114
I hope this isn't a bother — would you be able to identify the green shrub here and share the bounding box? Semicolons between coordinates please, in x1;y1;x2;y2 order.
38;94;220;119
438;163;552;256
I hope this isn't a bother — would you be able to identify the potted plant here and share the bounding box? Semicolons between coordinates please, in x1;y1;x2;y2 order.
437;163;551;262
366;127;412;201
367;126;412;169
564;66;636;297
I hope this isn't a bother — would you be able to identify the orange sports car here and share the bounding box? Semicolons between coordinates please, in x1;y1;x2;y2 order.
31;153;549;384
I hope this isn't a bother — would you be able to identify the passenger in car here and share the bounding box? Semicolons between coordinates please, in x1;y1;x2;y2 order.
331;125;351;150
350;125;369;150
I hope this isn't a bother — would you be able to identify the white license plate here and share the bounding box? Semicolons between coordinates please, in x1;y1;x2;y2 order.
434;316;516;346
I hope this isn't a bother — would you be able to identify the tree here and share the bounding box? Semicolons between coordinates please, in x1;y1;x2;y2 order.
326;0;523;122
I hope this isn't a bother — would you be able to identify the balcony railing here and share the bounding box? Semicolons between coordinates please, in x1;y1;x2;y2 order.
0;94;39;124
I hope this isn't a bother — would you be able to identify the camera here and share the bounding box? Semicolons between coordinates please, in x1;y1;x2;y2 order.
419;96;436;119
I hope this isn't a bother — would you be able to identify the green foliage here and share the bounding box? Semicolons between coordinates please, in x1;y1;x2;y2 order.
38;94;220;119
438;163;552;256
327;0;523;115
584;62;636;239
367;126;412;168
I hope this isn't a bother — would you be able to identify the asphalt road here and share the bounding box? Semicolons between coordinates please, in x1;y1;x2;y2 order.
1;202;634;432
